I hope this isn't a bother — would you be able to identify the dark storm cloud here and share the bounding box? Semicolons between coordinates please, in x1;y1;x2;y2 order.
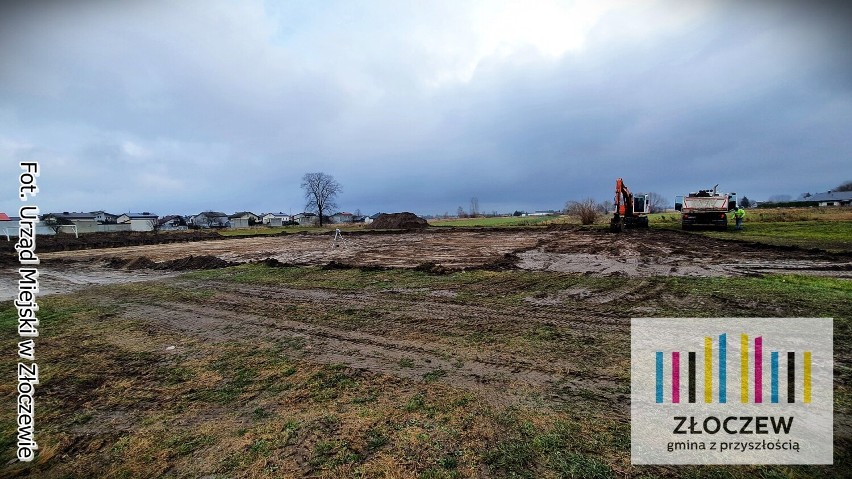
1;1;850;216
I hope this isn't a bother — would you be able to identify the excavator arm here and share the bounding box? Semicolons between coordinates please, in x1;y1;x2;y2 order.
614;178;634;217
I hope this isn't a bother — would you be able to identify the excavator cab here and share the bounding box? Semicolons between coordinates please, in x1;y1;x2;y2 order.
633;195;649;215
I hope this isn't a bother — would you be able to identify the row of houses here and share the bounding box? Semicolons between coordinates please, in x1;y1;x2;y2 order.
1;209;384;237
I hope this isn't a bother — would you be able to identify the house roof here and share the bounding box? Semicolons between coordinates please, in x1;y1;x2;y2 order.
369;213;384;219
333;212;354;216
264;212;290;217
230;211;258;218
47;212;98;220
89;211;118;216
125;212;158;219
800;191;852;202
197;211;228;217
158;215;184;224
0;213;10;221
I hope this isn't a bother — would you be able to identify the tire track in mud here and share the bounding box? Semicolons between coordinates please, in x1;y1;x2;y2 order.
197;280;632;334
121;300;557;407
116;279;631;408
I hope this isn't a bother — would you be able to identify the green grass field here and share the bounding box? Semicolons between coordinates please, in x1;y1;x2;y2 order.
1;268;849;478
650;207;852;252
428;215;564;227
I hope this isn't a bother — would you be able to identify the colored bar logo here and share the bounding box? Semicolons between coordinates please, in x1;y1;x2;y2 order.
654;332;812;404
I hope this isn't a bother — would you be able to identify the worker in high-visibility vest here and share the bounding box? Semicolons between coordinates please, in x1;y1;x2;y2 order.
734;205;745;230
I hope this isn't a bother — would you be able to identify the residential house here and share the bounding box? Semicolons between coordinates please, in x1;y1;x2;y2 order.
331;212;354;224
293;212;318;226
158;215;188;231
90;210;119;224
1;214;55;238
41;212;99;233
116;212;159;232
262;212;292;227
800;191;852;207
190;211;230;228
228;211;259;229
363;213;384;225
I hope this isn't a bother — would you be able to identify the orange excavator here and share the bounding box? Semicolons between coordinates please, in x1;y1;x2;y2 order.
610;178;649;232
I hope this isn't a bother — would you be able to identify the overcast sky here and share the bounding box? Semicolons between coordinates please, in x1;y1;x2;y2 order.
2;0;850;217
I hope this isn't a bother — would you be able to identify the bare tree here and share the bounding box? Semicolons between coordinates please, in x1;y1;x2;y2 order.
566;198;601;225
834;181;852;192
469;197;480;217
646;192;668;213
767;194;792;203
301;172;341;227
457;206;467;218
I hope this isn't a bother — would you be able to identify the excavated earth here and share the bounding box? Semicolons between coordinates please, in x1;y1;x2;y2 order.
3;227;850;301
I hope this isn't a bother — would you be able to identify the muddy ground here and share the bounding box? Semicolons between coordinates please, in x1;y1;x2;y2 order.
4;228;848;301
2;228;850;478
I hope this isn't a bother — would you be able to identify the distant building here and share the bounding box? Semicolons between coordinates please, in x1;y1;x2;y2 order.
364;213;384;225
158;215;188;231
293;212;318;225
41;212;99;233
797;191;852;207
227;211;258;229
262;212;291;227
228;211;260;228
524;210;557;217
331;212;354;224
117;212;158;232
190;211;229;228
90;210;119;224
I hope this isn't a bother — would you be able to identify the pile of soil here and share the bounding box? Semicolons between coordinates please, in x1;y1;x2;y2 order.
106;255;236;271
480;253;520;271
367;212;428;230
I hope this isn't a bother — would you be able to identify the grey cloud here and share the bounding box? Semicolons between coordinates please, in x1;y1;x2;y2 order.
1;1;850;216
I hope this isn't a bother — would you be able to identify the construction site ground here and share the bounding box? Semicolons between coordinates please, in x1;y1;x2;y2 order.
1;227;850;478
5;227;849;300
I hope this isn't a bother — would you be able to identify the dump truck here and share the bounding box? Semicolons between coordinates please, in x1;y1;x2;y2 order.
675;185;737;230
610;178;649;232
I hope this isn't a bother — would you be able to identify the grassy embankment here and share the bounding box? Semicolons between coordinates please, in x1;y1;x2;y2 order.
650;207;852;253
1;266;849;478
428;216;564;228
427;207;852;252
